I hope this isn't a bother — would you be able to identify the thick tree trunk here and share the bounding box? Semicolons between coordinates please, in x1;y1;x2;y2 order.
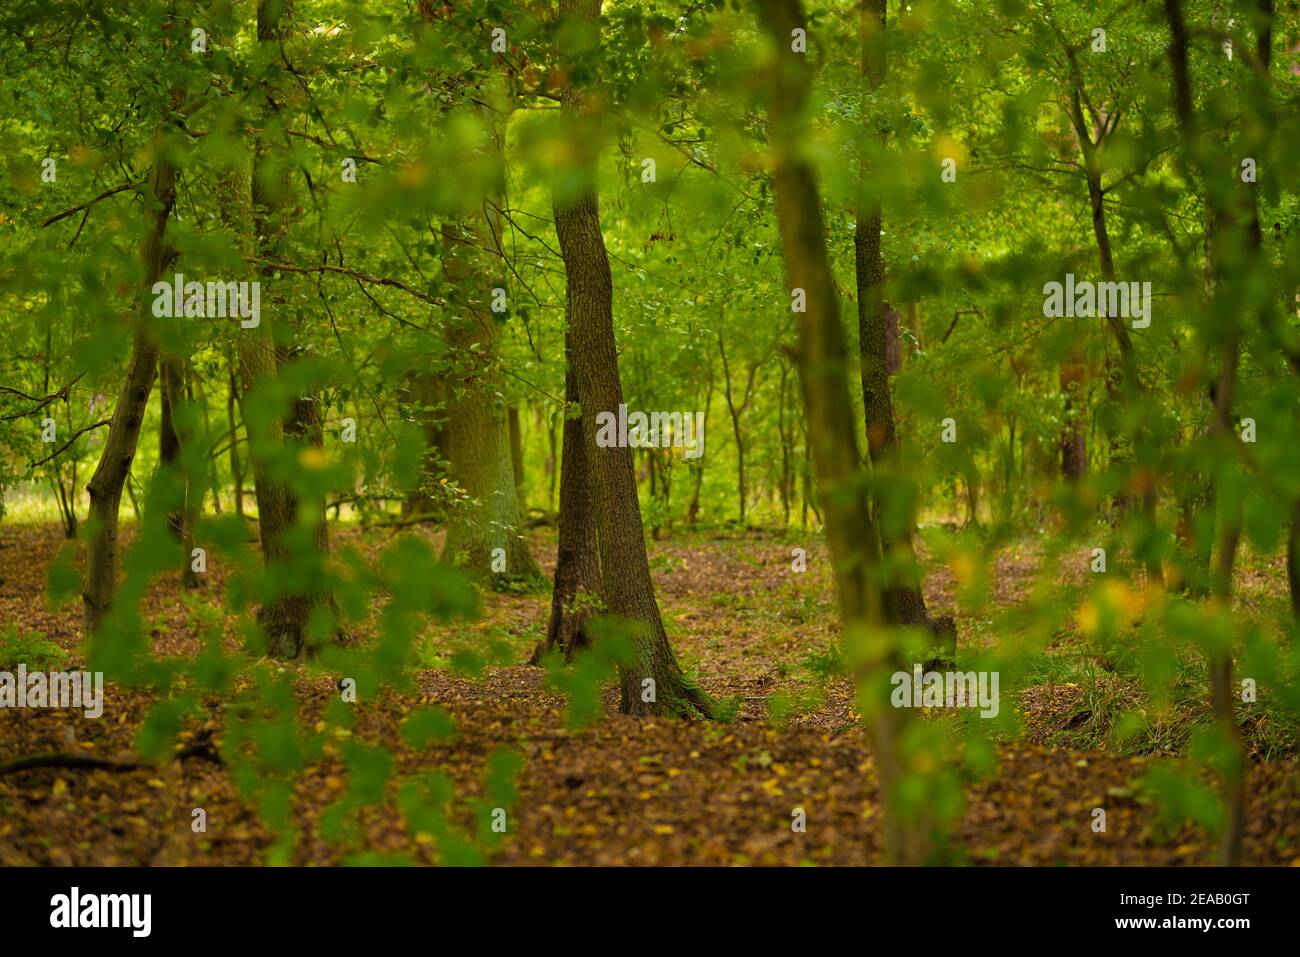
554;0;712;718
82;137;178;632
437;222;541;584
761;0;925;864
235;0;338;657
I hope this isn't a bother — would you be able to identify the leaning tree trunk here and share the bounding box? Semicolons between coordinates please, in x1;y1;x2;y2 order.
83;147;178;632
761;0;927;865
555;0;712;718
854;0;938;636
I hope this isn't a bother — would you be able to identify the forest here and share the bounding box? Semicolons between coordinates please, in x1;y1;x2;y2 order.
1;0;1299;873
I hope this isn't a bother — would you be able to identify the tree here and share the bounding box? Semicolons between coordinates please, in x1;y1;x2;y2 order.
244;0;338;658
82;101;180;633
854;0;943;637
759;0;927;864
553;0;713;717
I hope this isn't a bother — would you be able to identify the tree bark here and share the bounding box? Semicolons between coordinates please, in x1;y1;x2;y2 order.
226;354;245;518
554;0;713;718
508;405;526;505
854;0;936;634
243;0;338;657
535;336;602;663
82;128;178;632
159;354;184;537
761;0;926;864
399;368;447;518
437;221;541;585
1164;0;1248;866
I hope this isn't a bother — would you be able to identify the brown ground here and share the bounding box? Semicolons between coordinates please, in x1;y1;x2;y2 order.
1;521;1298;866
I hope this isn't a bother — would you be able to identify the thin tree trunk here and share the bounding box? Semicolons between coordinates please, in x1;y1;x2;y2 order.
1164;0;1248;866
159;354;184;537
687;362;712;528
509;405;526;507
855;0;935;633
227;357;244;518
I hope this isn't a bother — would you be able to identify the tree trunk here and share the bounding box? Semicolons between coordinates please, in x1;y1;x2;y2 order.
1289;498;1300;621
535;338;602;663
508;405;526;507
1059;360;1088;481
399;368;446;518
82;131;178;633
761;0;926;864
437;222;541;585
159;354;184;537
1164;0;1248;866
854;0;935;635
227;356;244;518
554;0;713;718
686;362;712;528
718;327;751;526
238;0;338;658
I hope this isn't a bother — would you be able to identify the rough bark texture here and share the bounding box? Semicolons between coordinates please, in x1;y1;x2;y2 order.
761;0;926;864
82;141;178;632
555;0;712;718
535;337;602;663
854;0;943;644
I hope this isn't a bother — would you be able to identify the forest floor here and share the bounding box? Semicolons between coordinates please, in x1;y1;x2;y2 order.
2;520;1299;866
